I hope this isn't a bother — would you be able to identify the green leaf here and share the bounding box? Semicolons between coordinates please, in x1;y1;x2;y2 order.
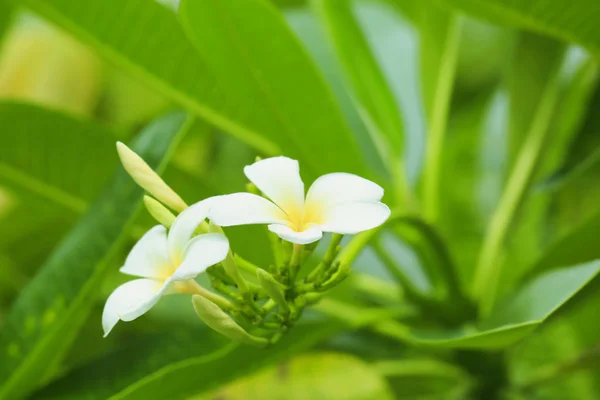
196;352;395;400
34;318;345;399
417;6;463;221
16;0;365;177
439;0;600;53
14;0;275;154
0;113;189;400
376;358;472;399
471;36;566;314
0;1;15;46
178;0;365;178
525;210;600;279
311;0;407;194
0;101;118;212
507;277;600;398
401;261;600;349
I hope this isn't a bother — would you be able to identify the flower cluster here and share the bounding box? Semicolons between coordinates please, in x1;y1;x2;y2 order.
103;143;390;345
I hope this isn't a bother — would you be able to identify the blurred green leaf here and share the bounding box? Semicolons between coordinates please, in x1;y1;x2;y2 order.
0;113;189;399
178;0;366;178
311;0;406;194
0;101;118;212
507;278;600;399
507;34;565;164
377;358;472;399
197;352;394;400
525;210;600;279
35;318;345;399
0;2;15;46
376;261;600;349
413;3;462;221
471;36;566;314
440;0;600;53
14;0;275;154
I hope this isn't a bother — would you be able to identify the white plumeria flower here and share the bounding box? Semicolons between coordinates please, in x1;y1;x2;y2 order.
102;201;229;337
208;157;391;245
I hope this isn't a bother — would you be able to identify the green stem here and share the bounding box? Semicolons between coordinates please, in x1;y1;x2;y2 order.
289;243;303;281
189;281;234;311
306;234;343;282
471;66;563;316
422;16;462;222
234;253;259;274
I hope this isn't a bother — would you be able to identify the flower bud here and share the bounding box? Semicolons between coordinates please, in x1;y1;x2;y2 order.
256;269;289;313
192;295;268;347
143;196;176;228
116;142;187;212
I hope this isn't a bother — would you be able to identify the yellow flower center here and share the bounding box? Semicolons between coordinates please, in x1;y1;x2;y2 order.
286;202;324;232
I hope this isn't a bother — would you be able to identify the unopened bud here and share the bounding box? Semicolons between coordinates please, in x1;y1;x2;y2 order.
192;295;268;347
143;196;175;228
257;269;289;313
221;253;249;293
116;141;187;212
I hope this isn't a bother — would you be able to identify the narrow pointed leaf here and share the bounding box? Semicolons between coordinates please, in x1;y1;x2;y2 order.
0;113;189;400
178;0;365;178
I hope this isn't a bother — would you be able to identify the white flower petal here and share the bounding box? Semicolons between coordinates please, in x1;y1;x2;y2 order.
167;200;211;263
244;156;305;216
208;193;287;227
119;226;170;279
102;278;166;337
172;233;230;280
305;173;384;210
268;223;323;245
320;202;390;234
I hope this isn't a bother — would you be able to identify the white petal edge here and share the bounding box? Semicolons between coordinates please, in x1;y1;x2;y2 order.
102;278;166;337
172;233;230;280
268;223;323;245
119;226;170;279
244;157;305;216
207;193;288;227
168;199;211;263
320;202;391;235
305;173;384;211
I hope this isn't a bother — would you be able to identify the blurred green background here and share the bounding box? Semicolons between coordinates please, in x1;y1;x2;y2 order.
0;0;600;399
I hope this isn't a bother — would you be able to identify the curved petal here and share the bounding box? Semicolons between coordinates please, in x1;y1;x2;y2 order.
102;278;166;337
167;200;211;263
172;233;230;280
268;223;323;245
208;193;287;227
244;157;305;216
305;173;384;211
119;225;170;279
320;202;390;235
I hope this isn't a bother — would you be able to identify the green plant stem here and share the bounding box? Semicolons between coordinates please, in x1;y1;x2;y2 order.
422;16;462;222
289;243;303;281
306;234;343;282
189;280;234;311
471;67;562;316
234;253;259;274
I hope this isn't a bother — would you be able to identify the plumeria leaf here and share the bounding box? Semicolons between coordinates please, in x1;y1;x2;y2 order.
311;0;405;176
200;353;395;400
0;113;190;400
440;0;600;53
0;101;118;212
403;260;600;349
178;0;366;179
33;318;344;399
